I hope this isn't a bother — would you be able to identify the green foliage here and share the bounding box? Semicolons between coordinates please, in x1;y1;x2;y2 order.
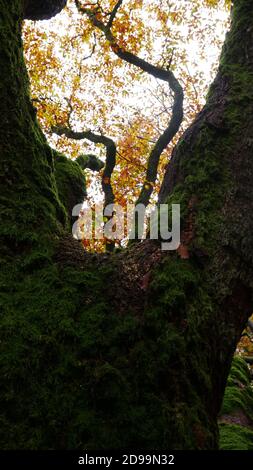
219;424;253;450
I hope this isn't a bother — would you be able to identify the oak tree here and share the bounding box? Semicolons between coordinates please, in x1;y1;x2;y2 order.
1;0;253;450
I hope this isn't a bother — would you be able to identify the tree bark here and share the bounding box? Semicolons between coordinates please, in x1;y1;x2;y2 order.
23;0;67;20
0;0;253;450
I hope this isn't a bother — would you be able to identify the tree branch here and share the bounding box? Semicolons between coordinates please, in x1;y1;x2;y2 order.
52;125;116;252
107;0;124;29
75;0;184;238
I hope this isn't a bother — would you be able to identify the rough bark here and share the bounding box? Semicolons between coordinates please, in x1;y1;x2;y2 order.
0;0;253;450
23;0;67;20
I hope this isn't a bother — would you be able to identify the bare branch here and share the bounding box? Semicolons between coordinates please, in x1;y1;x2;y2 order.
107;0;124;29
52;125;116;252
75;0;184;216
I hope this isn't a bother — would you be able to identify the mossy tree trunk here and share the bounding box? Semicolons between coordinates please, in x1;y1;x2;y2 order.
1;0;253;450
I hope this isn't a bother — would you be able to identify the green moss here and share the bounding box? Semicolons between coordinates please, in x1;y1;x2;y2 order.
219;424;253;450
0;246;219;449
54;151;87;223
148;257;200;316
229;356;252;387
220;356;253;418
0;0;67;254
76;154;104;172
147;16;253;451
219;356;253;450
222;386;253;419
162;0;253;260
1;0;253;452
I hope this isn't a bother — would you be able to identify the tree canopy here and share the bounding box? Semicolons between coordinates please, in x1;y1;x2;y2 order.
23;0;230;250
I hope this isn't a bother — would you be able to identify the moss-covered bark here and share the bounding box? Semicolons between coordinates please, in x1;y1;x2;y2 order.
23;0;67;21
0;0;253;450
0;0;66;248
219;356;253;450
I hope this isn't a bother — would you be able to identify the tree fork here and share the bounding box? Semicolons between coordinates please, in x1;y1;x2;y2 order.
0;0;253;450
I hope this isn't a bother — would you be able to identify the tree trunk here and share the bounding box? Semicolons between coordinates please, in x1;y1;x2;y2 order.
1;0;253;450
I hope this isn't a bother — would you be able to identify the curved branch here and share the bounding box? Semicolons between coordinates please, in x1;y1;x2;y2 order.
75;0;183;223
52;125;116;252
76;154;104;172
